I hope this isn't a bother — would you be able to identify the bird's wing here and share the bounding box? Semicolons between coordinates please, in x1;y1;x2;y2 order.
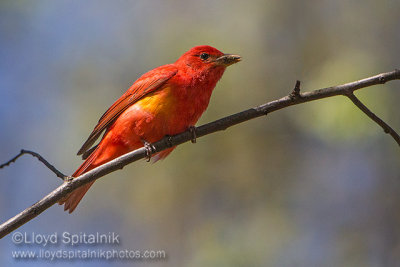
77;65;178;156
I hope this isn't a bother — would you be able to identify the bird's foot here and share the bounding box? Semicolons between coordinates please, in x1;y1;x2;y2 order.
142;139;156;162
189;126;197;144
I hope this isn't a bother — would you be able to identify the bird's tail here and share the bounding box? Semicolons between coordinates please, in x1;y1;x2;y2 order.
58;147;99;213
59;145;176;213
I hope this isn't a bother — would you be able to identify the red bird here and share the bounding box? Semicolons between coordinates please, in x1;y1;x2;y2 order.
59;45;241;213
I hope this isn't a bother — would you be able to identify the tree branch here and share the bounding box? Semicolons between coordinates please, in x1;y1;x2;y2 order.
1;69;399;238
0;149;68;179
346;93;400;146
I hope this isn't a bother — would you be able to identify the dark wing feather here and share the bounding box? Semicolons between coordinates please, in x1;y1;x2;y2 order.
77;65;178;156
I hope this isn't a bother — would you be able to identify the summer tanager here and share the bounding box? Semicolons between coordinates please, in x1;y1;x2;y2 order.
59;45;241;213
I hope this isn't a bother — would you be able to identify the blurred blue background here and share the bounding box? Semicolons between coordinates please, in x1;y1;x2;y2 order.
1;0;399;266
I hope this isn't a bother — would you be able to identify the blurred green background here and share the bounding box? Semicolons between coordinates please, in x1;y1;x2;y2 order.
1;0;399;266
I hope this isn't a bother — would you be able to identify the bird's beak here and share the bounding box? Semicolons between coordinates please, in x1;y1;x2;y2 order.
215;54;242;66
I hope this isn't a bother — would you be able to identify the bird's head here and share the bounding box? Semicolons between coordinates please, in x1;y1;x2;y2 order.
175;45;241;75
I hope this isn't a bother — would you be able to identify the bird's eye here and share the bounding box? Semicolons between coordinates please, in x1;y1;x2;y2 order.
200;53;209;60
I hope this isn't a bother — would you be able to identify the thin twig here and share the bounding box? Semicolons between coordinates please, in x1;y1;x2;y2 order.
0;149;68;179
0;69;399;239
0;151;24;169
346;93;400;146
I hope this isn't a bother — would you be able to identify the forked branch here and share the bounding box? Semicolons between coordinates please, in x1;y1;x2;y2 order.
0;69;399;238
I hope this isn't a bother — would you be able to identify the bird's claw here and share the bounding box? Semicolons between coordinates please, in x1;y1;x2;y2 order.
142;140;155;162
189;126;197;143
